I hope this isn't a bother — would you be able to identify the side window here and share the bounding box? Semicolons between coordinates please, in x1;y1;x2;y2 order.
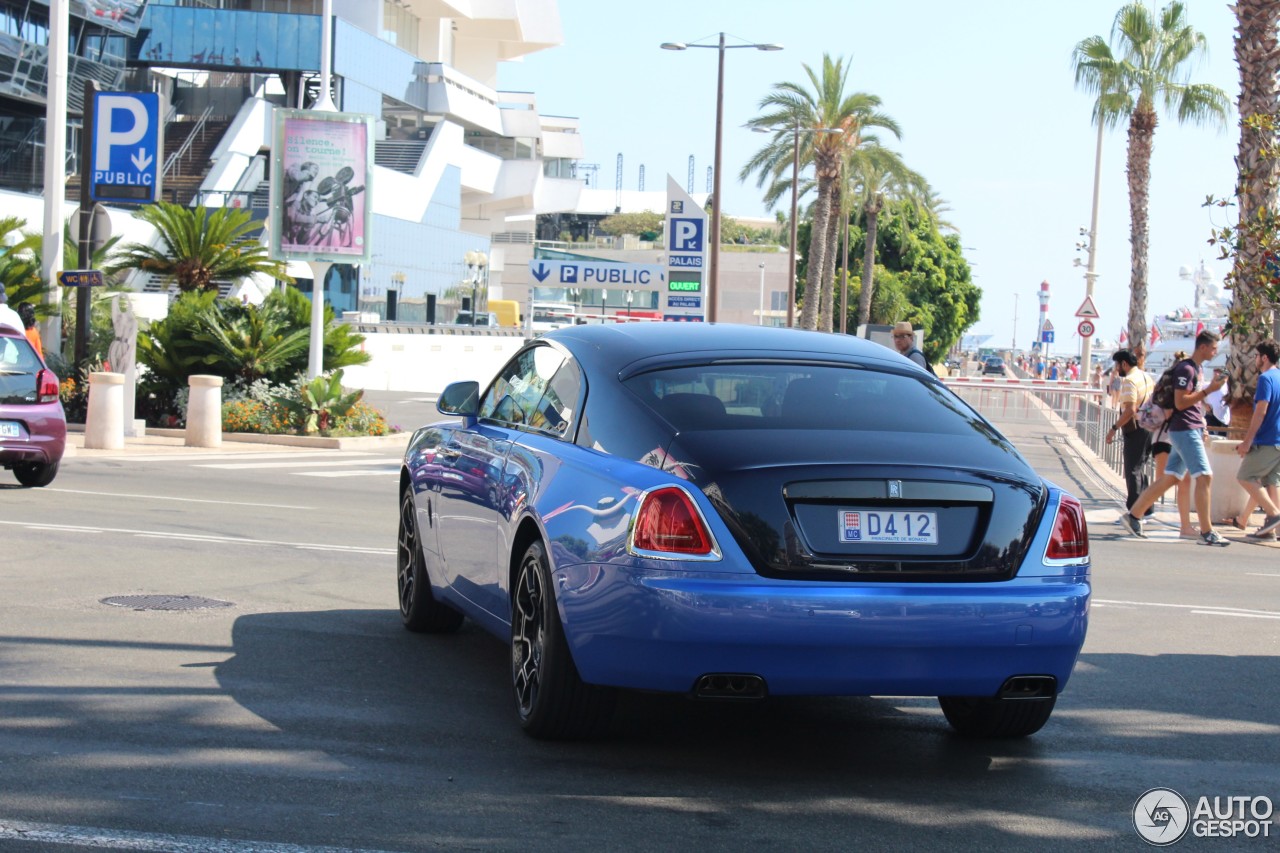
532;358;582;437
478;345;568;431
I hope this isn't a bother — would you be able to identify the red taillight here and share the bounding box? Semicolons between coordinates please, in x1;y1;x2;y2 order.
631;487;715;556
37;369;59;404
1045;493;1089;561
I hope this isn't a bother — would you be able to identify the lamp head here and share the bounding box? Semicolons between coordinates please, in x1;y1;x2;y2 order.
660;42;687;51
756;43;784;51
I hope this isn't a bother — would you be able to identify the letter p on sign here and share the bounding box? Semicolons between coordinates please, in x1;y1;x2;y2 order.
95;95;149;172
668;217;704;253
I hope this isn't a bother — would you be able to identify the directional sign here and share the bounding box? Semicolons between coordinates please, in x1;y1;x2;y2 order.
668;217;705;253
1041;330;1055;344
1078;320;1096;338
528;260;666;289
92;91;162;204
58;270;105;288
1075;295;1100;319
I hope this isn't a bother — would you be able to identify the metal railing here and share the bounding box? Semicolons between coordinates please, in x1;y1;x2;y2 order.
163;105;216;178
947;381;1125;479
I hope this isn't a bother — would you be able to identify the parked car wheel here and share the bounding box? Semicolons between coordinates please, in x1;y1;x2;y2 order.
938;695;1056;738
511;540;614;739
13;460;58;488
397;488;464;633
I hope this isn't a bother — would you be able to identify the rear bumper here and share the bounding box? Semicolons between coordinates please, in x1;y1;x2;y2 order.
0;410;66;468
555;564;1090;697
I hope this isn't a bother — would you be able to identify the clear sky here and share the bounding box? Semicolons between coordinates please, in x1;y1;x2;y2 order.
497;0;1241;354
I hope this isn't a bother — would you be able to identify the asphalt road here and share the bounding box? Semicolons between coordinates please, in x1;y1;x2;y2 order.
0;402;1277;851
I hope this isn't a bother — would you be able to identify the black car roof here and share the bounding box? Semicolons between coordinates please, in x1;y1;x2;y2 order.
543;323;918;378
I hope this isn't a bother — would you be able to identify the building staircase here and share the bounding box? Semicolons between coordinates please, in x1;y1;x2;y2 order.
64;118;231;207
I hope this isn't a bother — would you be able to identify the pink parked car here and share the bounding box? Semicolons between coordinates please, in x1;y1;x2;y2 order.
0;325;65;487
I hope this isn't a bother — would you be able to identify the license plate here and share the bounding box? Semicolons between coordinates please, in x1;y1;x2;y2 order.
840;510;938;545
0;422;18;438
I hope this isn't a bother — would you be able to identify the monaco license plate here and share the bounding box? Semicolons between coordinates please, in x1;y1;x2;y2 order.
0;421;19;439
840;509;938;545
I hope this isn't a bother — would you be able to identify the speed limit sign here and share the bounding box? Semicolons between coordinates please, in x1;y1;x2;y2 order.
1078;319;1096;338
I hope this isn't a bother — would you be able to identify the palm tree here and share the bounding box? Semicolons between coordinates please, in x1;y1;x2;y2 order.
742;54;901;330
844;145;926;328
1072;1;1230;359
0;216;45;308
1221;0;1280;416
106;202;290;293
920;182;959;235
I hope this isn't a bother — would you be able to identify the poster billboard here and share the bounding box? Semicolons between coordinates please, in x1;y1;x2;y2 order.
270;109;373;264
71;0;148;37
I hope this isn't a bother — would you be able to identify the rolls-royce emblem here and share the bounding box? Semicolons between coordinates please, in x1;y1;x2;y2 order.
888;480;902;498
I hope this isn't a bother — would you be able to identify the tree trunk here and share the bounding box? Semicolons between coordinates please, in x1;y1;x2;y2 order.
1225;0;1280;408
818;181;842;333
856;194;883;327
1125;105;1157;362
799;187;830;331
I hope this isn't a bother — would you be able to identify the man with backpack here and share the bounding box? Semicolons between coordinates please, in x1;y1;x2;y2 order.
1106;350;1154;515
1120;330;1230;545
891;322;936;375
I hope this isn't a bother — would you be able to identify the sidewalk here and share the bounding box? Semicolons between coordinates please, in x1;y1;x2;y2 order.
64;426;411;459
990;400;1278;548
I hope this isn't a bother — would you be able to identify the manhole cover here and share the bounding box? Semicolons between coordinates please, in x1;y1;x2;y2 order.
100;595;234;611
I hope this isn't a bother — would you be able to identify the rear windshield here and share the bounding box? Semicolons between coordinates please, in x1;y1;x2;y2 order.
0;334;42;405
625;362;999;437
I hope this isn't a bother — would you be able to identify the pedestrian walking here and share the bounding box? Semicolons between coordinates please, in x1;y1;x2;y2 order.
0;287;22;332
1106;350;1154;516
1120;330;1229;545
16;302;41;357
1236;340;1280;540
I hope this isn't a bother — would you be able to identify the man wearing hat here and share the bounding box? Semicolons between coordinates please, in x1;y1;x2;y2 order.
892;321;931;372
0;287;24;333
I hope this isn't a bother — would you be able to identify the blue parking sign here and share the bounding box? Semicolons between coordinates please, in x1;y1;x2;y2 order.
92;91;162;203
668;217;704;253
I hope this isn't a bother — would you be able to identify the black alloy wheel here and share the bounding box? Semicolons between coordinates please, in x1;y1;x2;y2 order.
511;540;614;739
397;487;463;633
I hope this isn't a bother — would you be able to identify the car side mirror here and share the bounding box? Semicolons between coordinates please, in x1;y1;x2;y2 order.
438;381;479;424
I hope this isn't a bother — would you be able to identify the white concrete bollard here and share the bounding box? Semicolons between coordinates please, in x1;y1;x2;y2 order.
1208;438;1249;523
186;375;224;448
84;372;125;450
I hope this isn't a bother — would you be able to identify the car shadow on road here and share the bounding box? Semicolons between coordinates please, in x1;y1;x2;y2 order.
214;608;1280;789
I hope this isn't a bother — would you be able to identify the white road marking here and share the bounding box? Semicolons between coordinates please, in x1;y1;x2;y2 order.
296;470;399;478
0;519;393;556
0;816;408;852
1094;598;1280;619
198;458;400;470
46;488;313;510
1246;573;1280;578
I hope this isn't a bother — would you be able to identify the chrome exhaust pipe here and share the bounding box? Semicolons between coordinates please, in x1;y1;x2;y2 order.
997;675;1057;700
693;673;767;700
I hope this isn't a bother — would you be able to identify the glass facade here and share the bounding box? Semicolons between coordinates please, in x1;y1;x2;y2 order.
133;5;319;69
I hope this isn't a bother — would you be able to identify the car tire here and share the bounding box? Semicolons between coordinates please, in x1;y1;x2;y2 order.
511;540;615;740
13;460;58;488
938;695;1056;738
397;488;464;633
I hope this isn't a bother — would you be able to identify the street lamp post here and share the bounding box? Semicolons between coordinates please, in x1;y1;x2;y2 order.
758;261;766;326
662;33;782;323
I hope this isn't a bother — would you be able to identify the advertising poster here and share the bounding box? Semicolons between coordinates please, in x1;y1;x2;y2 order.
71;0;148;36
270;109;373;264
